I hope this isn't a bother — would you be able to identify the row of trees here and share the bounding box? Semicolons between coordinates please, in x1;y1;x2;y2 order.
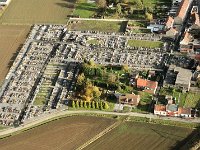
72;100;109;110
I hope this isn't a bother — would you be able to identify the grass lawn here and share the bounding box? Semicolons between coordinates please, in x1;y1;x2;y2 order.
0;0;75;24
68;20;128;33
73;3;97;18
127;40;163;48
184;93;200;108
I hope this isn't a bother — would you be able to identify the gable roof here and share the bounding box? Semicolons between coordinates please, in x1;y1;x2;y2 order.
119;94;140;106
180;31;192;45
176;0;190;20
166;16;174;28
178;107;191;115
154;104;166;111
137;78;158;90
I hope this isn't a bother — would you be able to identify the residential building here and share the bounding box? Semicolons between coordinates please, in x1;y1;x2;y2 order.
154;104;167;116
136;78;158;94
166;16;174;29
178;107;192;117
174;67;192;92
118;94;140;107
180;31;193;52
174;0;191;24
166;104;179;116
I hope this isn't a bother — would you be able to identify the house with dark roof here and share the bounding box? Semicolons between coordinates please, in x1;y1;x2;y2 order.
136;78;158;94
118;94;140;107
166;104;179;116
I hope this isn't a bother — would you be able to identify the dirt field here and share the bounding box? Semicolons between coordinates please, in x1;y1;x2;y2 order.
85;122;193;150
0;116;115;150
0;25;30;84
0;0;75;24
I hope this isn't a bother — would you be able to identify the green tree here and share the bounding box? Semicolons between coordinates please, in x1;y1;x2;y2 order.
108;73;117;83
116;4;122;15
72;100;75;108
96;101;99;109
100;102;103;110
80;100;83;108
96;0;107;9
88;101;91;109
84;101;87;108
122;0;129;3
93;86;102;99
92;101;95;108
145;12;153;21
104;102;109;109
76;101;79;108
77;73;85;85
122;64;129;71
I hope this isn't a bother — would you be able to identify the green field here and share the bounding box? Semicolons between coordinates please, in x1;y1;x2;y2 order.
73;3;97;18
0;0;75;24
85;121;193;150
127;40;163;48
68;20;127;32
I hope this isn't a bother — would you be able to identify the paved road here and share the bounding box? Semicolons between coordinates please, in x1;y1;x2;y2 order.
0;110;199;137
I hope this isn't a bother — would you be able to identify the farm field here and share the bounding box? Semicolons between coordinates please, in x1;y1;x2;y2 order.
0;25;30;84
0;0;75;24
85;122;193;150
0;116;115;150
68;20;128;32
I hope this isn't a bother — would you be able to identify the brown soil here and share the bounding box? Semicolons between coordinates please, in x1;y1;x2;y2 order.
0;116;115;150
0;25;30;83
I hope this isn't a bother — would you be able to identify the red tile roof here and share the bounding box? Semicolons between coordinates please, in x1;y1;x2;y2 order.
176;0;190;20
154;104;166;111
180;31;192;45
137;78;158;90
166;16;174;28
178;107;191;115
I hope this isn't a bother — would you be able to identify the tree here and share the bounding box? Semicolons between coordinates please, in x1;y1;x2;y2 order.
116;4;122;15
104;102;109;109
77;73;85;85
96;0;107;9
80;100;83;108
84;101;87;108
122;64;129;71
88;101;91;109
93;86;102;99
76;101;79;108
100;102;103;110
72;101;75;108
108;73;117;83
122;0;129;3
96;101;99;109
145;12;153;21
92;101;95;108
